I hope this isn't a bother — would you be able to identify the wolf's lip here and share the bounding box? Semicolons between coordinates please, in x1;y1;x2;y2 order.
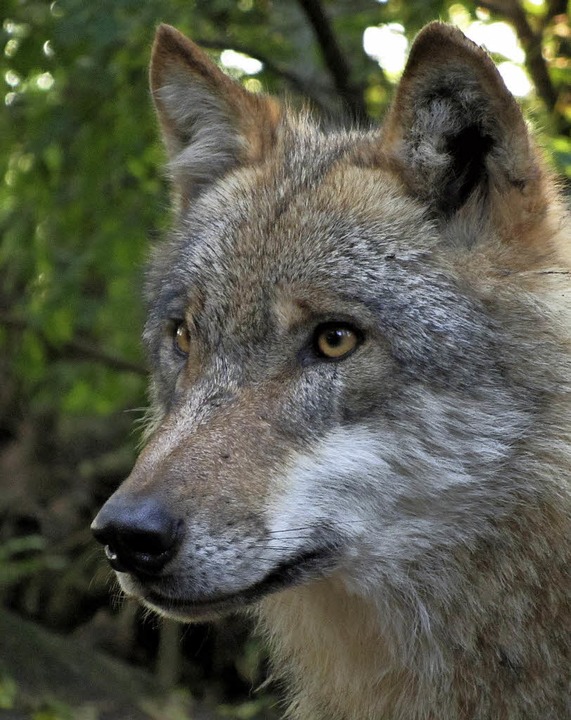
144;545;337;617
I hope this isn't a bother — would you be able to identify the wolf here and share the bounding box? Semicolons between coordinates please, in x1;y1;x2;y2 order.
92;21;571;719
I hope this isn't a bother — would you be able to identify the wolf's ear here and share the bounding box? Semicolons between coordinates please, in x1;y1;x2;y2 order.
150;24;281;204
383;22;539;219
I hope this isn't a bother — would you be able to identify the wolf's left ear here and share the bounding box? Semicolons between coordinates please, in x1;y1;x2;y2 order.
150;24;281;204
382;23;541;220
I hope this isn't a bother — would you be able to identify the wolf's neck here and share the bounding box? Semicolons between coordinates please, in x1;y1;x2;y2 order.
258;576;441;720
257;492;570;720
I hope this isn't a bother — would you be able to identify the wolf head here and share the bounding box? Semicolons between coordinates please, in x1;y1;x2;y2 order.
92;23;567;622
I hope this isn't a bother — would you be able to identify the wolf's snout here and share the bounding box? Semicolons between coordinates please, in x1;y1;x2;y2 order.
91;495;181;577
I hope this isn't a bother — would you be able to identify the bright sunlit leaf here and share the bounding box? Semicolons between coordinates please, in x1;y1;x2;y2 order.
464;21;525;63
36;72;54;90
220;49;262;75
497;62;533;97
448;4;471;29
363;24;408;78
4;70;20;87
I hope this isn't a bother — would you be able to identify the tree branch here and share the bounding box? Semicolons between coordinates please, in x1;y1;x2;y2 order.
195;38;331;114
296;0;368;123
479;0;558;112
0;313;146;376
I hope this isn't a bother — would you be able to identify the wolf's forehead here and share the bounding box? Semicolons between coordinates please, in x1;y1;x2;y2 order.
181;141;430;298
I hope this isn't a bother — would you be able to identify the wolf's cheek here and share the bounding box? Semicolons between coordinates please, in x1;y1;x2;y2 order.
265;374;527;583
266;426;389;544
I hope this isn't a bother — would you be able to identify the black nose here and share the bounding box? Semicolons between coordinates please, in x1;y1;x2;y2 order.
91;494;181;577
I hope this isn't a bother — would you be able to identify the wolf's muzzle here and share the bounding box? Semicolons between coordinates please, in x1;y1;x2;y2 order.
91;495;182;577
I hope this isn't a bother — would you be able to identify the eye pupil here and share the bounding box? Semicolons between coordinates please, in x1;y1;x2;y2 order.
174;321;191;355
326;330;344;347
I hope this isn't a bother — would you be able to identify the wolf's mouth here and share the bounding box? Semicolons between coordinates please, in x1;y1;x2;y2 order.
143;545;337;618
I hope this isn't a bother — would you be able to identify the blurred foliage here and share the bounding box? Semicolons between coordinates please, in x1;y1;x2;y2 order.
0;534;54;585
0;670;18;710
0;0;569;718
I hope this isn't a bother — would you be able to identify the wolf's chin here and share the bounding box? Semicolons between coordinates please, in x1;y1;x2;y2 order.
142;593;242;622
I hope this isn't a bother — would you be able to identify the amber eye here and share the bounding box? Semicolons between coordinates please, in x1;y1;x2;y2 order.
314;323;360;360
173;321;191;356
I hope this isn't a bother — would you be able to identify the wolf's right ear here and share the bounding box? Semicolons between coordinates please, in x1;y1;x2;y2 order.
150;24;281;206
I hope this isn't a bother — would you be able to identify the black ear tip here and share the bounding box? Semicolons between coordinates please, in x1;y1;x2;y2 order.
155;23;181;41
413;22;473;48
406;21;493;77
153;23;173;48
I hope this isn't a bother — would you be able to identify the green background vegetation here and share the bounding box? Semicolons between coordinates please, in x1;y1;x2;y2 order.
1;1;569;718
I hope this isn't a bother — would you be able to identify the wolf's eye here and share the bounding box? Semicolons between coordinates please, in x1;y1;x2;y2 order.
173;321;191;356
314;323;360;360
